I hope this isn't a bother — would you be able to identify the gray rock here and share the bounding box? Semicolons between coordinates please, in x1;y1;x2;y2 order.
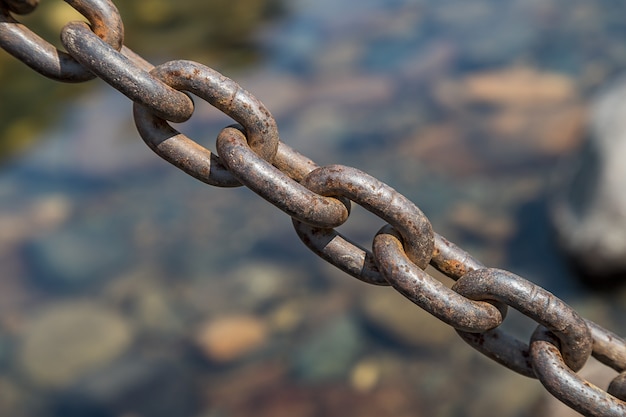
22;213;133;291
292;314;364;382
552;76;626;287
18;302;133;388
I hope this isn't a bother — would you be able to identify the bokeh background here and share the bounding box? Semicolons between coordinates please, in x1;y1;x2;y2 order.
1;0;626;416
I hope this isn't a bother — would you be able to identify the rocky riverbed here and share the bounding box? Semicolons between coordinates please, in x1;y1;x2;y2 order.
1;0;626;416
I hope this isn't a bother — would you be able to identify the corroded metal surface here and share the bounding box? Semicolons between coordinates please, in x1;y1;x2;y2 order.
431;233;484;280
454;268;592;373
134;60;281;186
0;0;123;82
217;126;350;228
2;1;626;414
531;327;626;416
293;219;387;285
587;319;626;372
62;22;193;123
374;225;506;332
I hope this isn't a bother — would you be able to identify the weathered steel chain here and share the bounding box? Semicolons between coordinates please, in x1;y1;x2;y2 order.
1;1;626;415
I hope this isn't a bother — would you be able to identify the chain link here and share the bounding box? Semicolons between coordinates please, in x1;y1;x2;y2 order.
531;327;626;416
134;61;281;186
61;21;194;122
454;268;592;373
0;0;123;82
2;1;626;415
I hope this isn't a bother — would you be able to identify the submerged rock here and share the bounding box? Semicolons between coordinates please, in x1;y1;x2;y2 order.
291;314;364;382
18;302;133;388
194;314;269;363
552;76;626;287
22;213;133;292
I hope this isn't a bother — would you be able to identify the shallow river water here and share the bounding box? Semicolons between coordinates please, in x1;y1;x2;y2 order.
1;1;626;416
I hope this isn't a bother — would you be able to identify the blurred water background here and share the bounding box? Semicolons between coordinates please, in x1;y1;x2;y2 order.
1;0;626;416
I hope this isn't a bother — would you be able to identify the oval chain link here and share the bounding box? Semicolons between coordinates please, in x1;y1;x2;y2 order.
373;225;507;332
61;21;193;122
530;327;626;416
2;2;626;414
454;268;593;373
133;60;280;187
0;0;123;82
586;319;626;372
292;162;437;286
292;220;388;285
299;164;434;268
216;126;351;228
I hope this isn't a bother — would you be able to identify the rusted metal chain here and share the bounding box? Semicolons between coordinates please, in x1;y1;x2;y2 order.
373;225;507;332
531;327;626;416
2;1;626;415
216;126;350;228
454;268;593;372
61;21;194;122
0;0;123;82
134;60;281;186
